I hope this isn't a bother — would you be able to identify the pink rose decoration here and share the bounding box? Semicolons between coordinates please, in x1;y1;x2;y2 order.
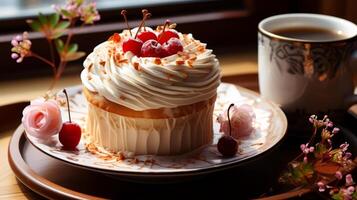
22;99;62;140
217;104;255;139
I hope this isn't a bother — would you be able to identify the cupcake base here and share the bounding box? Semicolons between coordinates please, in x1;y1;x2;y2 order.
84;89;216;155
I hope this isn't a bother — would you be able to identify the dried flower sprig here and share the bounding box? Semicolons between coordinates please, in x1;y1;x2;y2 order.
317;173;356;200
258;115;357;200
11;0;100;90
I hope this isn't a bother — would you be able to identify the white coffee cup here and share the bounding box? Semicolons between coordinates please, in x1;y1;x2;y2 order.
258;13;357;113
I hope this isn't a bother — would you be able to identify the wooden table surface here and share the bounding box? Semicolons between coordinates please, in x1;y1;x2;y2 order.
0;53;258;200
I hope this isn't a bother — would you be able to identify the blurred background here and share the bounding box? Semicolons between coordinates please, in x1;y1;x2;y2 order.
0;0;356;80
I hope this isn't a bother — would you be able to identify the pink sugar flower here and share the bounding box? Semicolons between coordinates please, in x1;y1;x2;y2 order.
22;99;62;140
217;104;255;139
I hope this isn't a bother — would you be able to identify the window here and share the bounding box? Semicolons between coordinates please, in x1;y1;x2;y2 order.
1;0;356;80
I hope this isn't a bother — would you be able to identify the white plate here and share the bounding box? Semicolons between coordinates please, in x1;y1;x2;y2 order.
25;83;287;180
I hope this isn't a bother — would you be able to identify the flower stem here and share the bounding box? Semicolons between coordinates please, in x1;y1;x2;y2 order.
30;52;55;69
30;52;57;88
54;19;75;85
47;38;56;66
64;19;75;51
291;125;318;162
307;124;318;146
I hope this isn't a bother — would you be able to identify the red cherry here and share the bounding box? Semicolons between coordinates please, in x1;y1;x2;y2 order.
137;31;157;43
157;30;179;44
217;103;238;157
217;135;238;157
162;37;183;57
158;30;179;44
141;39;164;57
59;122;82;150
123;38;143;56
59;89;81;150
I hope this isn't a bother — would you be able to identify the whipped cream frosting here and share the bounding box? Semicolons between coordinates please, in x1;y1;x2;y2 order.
81;27;221;111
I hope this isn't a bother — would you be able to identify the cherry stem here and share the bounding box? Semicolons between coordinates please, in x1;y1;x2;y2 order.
142;9;148;31
227;103;234;137
63;89;72;123
121;10;132;37
134;12;151;39
158;20;171;41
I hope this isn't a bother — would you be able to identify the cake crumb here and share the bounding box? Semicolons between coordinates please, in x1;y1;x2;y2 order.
197;45;205;53
189;54;197;61
154;58;162;65
86;143;98;154
131;158;140;164
187;60;194;68
133;62;141;71
120;96;126;101
108;33;121;43
176;59;185;65
88;63;93;72
99;60;106;67
116;152;126;160
118;59;128;64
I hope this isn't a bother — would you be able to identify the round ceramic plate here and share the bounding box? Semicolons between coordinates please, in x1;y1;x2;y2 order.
25;83;287;178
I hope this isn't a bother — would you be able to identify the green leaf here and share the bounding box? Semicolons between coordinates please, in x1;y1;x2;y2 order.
352;191;357;200
301;162;314;177
50;30;66;39
67;43;78;53
55;39;64;52
62;51;85;62
60;9;71;18
27;20;41;31
315;143;327;158
291;167;304;181
75;0;84;5
49;13;59;27
352;191;357;199
332;193;343;200
38;12;47;25
55;21;70;30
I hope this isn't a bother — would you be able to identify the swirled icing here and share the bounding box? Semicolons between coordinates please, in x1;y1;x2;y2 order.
81;27;220;111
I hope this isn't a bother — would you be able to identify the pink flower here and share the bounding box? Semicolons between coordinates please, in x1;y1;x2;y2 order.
332;127;340;134
309;115;317;123
317;181;325;192
79;2;100;24
346;186;355;195
344;152;352;159
303;156;308;163
10;32;32;63
22;99;62;140
300;143;314;154
336;171;343;180
54;0;100;24
217;104;255;139
345;174;354;186
340;142;350;152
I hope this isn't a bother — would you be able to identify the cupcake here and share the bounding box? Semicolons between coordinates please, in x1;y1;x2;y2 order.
81;19;220;155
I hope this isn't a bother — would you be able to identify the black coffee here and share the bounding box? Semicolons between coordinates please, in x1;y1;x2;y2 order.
271;27;346;41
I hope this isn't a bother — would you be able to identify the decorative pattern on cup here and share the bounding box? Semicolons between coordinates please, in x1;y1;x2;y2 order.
259;33;354;81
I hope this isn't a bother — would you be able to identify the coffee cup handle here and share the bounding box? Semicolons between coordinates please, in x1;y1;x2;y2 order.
345;49;357;107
